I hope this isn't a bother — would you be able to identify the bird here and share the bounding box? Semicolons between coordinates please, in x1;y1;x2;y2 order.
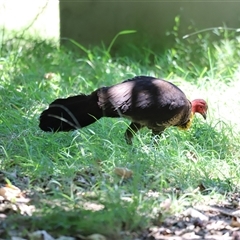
39;76;208;144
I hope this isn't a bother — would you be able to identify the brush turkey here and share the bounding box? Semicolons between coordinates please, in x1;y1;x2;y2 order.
39;76;208;144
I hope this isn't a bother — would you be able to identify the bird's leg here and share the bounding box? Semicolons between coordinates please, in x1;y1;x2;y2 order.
124;122;142;145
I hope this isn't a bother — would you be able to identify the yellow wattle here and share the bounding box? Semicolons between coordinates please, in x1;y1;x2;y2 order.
178;112;194;130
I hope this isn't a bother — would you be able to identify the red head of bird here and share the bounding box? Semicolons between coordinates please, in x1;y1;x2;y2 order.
191;99;208;119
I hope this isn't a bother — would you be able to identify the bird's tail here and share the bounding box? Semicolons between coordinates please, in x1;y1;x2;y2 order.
39;90;103;132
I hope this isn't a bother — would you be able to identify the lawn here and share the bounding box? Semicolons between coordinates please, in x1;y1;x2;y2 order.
1;27;240;239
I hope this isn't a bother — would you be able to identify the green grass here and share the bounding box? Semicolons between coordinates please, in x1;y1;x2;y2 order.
1;30;240;239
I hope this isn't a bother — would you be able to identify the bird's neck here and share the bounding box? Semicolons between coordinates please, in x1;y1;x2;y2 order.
178;112;194;130
191;100;198;114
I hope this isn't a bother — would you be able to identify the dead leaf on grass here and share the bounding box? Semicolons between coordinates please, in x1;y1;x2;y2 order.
0;184;22;201
18;202;35;215
183;207;209;221
82;201;104;211
114;167;133;179
230;216;240;228
0;183;35;216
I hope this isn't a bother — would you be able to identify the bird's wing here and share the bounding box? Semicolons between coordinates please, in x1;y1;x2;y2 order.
97;80;135;117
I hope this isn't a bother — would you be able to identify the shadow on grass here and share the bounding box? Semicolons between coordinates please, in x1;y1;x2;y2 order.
0;198;150;239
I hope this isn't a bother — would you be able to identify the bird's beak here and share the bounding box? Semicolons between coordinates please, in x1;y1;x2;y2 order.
201;111;207;120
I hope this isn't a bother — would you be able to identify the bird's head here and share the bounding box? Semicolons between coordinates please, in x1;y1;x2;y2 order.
191;99;208;119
